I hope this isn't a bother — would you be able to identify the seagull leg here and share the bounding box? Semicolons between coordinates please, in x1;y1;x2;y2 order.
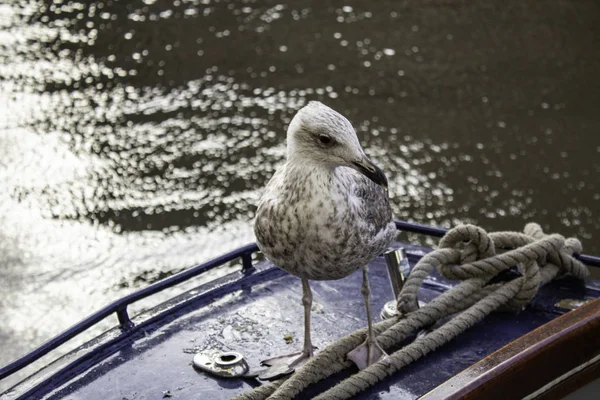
259;276;315;380
347;266;388;370
300;276;315;361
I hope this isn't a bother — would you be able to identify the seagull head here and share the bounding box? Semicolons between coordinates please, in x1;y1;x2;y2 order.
286;101;388;189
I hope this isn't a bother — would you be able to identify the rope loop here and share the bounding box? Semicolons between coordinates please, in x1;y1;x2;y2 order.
439;224;495;264
436;224;495;281
523;223;588;279
431;224;587;300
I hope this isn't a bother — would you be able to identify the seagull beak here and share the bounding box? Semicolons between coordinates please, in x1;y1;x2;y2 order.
351;156;388;189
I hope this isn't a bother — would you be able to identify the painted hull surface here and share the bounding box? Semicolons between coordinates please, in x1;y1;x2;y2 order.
3;242;599;399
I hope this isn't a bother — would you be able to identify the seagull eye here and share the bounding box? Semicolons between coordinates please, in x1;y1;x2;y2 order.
318;135;332;145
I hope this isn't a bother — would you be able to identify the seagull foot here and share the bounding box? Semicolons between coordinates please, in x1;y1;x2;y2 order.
347;338;388;370
258;349;315;381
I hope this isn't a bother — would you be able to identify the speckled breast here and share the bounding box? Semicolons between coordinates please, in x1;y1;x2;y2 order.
254;201;395;281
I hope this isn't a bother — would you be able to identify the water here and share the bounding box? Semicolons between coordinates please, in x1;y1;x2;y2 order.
1;0;599;386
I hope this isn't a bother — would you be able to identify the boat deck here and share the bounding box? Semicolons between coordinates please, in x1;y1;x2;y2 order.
11;242;599;400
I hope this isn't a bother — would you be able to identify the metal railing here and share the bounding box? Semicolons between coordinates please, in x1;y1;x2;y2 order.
0;243;258;381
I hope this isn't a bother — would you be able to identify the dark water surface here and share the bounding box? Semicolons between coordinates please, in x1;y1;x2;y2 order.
1;0;600;386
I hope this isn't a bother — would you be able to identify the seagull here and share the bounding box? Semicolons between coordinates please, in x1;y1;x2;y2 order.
254;101;396;379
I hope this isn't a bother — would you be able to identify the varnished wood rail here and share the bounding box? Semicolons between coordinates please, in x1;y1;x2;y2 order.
420;296;600;400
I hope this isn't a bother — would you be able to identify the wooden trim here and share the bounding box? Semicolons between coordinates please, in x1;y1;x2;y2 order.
420;297;600;400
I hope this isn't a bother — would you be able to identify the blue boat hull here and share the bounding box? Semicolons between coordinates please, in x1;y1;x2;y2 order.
8;242;598;400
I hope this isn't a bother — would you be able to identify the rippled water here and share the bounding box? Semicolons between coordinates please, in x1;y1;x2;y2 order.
1;0;600;384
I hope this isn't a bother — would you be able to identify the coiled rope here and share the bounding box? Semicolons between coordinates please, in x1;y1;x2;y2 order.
232;223;588;400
